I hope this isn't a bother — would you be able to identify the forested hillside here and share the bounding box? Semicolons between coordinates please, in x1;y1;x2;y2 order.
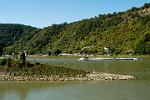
0;24;37;55
1;3;150;55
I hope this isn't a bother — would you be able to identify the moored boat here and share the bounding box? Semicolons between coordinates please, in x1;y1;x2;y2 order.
78;57;142;61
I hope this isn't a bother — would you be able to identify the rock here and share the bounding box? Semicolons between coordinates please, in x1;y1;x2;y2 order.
0;72;135;81
86;72;135;80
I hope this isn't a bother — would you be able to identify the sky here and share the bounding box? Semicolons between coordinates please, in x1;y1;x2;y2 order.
0;0;149;28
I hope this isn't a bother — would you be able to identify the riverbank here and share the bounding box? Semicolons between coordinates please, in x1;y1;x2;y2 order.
0;72;135;81
24;54;150;59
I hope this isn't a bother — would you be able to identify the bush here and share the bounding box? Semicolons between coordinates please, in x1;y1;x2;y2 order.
0;58;7;65
54;49;62;56
0;58;88;77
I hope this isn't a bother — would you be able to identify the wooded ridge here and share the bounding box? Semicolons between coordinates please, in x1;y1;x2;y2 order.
0;3;150;55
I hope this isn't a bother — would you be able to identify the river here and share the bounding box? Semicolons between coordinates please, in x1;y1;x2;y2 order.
0;57;150;100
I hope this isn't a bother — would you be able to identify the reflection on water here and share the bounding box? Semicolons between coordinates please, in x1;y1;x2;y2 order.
0;80;150;100
0;57;150;100
0;81;76;100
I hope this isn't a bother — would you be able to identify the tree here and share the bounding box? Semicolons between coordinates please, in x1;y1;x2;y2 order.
54;49;62;56
143;3;150;8
0;45;3;56
48;51;51;56
133;40;146;54
145;42;150;54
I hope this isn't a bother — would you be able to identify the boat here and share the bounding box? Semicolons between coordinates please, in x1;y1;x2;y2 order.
78;57;142;61
78;57;89;61
78;57;114;61
115;58;142;60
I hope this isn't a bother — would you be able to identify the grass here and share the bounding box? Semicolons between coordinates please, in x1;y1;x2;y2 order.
0;58;88;77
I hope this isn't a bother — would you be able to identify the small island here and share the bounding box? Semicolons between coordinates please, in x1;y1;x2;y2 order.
0;53;135;81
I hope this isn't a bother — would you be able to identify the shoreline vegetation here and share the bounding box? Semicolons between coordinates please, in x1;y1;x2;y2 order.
26;54;150;59
0;58;135;82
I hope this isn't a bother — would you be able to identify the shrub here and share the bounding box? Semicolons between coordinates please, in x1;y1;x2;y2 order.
0;58;7;65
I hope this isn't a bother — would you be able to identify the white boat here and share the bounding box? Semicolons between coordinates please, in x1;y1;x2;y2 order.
78;57;89;61
115;58;142;60
78;57;142;61
78;57;114;61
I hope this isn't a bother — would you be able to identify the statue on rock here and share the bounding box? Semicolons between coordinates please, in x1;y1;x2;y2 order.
18;50;26;66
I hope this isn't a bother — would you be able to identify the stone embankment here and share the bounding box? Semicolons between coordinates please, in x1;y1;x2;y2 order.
86;72;135;80
0;72;135;81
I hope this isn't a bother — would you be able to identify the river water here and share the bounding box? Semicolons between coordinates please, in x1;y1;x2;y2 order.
0;57;150;100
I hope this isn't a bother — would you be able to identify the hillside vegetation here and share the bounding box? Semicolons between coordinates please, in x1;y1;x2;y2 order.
0;24;37;55
1;3;150;55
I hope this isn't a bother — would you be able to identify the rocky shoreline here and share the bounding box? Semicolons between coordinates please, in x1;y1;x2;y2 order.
0;72;135;81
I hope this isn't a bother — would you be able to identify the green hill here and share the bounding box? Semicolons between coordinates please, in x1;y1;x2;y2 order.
1;3;150;55
0;24;37;55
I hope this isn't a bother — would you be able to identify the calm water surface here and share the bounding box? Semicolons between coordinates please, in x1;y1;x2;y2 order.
0;57;150;100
